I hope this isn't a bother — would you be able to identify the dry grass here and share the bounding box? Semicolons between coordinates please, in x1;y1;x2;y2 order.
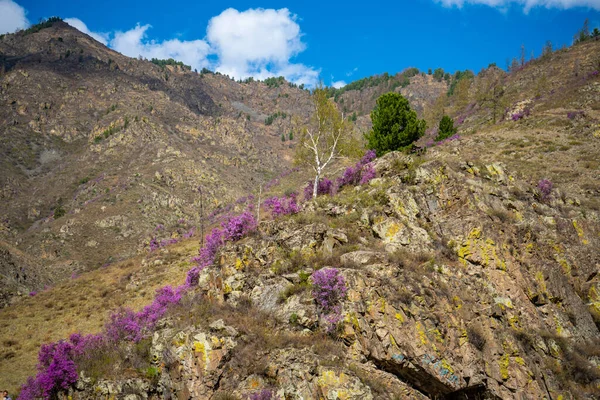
466;325;486;351
387;248;434;271
0;239;196;393
167;294;344;381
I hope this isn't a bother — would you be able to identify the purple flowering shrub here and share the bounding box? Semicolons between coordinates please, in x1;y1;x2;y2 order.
221;210;257;241
188;210;257;286
107;285;182;343
20;206;260;399
302;151;377;200
337;150;376;189
537;179;553;201
303;177;334;200
360;163;376;185
311;268;347;332
567;111;585;120
510;107;531;121
18;334;103;400
263;193;301;217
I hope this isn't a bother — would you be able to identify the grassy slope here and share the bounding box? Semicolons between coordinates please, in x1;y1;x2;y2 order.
0;240;195;392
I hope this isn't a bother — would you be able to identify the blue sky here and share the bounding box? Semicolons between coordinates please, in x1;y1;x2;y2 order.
1;0;599;87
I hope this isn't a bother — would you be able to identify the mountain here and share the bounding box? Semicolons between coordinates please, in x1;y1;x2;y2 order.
1;18;600;399
0;20;313;305
0;20;448;308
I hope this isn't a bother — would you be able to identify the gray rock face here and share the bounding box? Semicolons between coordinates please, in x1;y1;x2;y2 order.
66;152;600;399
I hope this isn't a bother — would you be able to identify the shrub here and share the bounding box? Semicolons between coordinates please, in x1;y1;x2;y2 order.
336;150;377;190
188;211;257;286
53;206;66;219
312;268;347;332
511;108;530;121
105;286;182;343
312;268;347;310
365;92;426;155
567;111;585;120
537;179;552;201
303;178;334;200
18;334;103;400
263;193;301;217
435;115;457;141
466;326;486;351
250;389;275;400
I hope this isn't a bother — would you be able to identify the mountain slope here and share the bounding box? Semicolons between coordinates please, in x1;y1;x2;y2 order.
0;21;314;304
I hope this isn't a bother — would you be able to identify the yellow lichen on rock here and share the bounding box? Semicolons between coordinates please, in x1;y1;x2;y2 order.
500;353;510;380
416;321;428;346
572;220;589;245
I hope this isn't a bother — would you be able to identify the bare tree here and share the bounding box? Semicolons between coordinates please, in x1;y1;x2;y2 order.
476;69;506;124
295;86;351;199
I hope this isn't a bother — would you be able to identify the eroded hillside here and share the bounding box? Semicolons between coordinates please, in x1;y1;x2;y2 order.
0;20;450;307
0;21;315;304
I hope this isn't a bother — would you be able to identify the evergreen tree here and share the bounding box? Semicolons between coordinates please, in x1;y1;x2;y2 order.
365;93;426;155
436;116;457;141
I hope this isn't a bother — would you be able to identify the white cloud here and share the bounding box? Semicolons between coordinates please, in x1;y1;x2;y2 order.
435;0;600;11
110;24;211;71
0;0;28;34
64;18;109;45
108;8;319;86
4;3;320;86
206;8;319;86
346;67;358;77
332;80;347;89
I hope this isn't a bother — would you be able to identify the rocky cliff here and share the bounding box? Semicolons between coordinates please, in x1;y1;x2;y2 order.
21;150;597;399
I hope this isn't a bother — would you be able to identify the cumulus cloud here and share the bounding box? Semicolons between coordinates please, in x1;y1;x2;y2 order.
107;8;319;85
5;2;320;86
64;18;109;45
206;8;319;86
435;0;600;11
106;8;319;85
0;0;28;34
332;80;347;89
110;24;212;71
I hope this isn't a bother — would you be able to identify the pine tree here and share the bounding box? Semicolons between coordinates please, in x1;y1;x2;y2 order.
365;92;426;155
436;116;457;141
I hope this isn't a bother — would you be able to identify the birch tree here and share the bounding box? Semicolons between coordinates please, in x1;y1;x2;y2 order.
295;86;350;199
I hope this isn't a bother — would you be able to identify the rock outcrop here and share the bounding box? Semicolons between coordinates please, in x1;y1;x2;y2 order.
64;152;600;399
